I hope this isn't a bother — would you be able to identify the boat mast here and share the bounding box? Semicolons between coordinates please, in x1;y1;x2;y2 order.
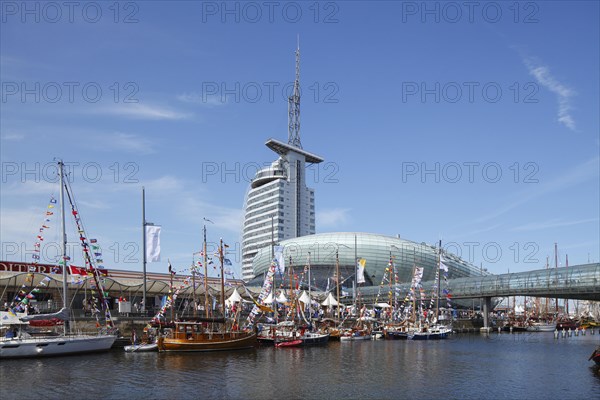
565;254;569;316
388;251;393;322
307;252;312;323
289;255;294;321
271;216;278;322
219;238;225;318
203;221;210;318
336;249;341;321
142;187;147;315
58;160;68;335
554;242;558;315
436;240;441;323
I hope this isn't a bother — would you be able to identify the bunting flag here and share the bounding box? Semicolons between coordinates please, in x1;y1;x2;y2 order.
440;260;449;272
246;258;277;327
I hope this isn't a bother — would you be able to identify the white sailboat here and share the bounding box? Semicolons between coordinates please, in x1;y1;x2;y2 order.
0;161;117;359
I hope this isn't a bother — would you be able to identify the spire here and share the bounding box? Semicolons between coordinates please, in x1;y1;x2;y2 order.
287;37;302;149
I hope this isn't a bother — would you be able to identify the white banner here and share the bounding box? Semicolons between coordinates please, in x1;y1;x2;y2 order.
145;225;161;262
274;245;285;274
356;258;366;284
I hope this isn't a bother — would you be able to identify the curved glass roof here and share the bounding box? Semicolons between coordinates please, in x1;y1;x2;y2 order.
250;232;486;289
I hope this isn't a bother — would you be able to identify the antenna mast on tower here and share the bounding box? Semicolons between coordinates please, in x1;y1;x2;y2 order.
288;37;302;149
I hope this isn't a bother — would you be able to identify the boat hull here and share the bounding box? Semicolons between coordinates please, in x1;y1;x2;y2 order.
159;332;257;352
591;350;600;366
385;331;409;340
0;334;116;359
340;333;372;341
526;323;556;332
409;331;449;340
300;332;330;345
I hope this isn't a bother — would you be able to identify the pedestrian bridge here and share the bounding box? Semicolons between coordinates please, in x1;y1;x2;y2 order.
360;262;600;303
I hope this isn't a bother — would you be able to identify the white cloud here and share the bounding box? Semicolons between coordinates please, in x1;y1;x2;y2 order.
511;218;599;232
1;132;25;141
1;180;59;197
317;208;351;228
97;103;190;120
104;132;156;155
524;57;576;131
475;156;599;223
177;92;225;107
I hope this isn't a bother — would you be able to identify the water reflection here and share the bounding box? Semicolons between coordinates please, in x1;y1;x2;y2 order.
1;334;598;399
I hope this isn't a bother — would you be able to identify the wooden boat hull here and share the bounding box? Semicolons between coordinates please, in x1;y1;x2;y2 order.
0;334;116;359
158;332;257;352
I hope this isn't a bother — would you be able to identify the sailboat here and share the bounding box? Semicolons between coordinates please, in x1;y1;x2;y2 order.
157;238;257;352
0;160;117;358
407;242;452;340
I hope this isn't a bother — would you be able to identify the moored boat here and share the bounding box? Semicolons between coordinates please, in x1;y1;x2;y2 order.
0;161;117;359
158;320;256;352
526;322;556;332
589;346;600;366
408;324;452;340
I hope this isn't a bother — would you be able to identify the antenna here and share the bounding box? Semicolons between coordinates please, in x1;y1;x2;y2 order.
288;37;302;148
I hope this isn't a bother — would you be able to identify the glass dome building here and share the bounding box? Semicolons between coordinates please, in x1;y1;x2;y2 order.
248;232;486;290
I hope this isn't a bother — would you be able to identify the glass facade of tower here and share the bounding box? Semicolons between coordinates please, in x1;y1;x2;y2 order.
241;149;321;282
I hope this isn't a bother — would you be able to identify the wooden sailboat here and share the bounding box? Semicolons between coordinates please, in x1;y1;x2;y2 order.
0;161;117;358
157;238;257;352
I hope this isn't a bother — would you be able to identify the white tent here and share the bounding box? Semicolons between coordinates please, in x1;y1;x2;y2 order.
298;291;311;304
276;292;288;303
263;292;273;304
263;293;273;304
321;293;339;307
225;288;242;306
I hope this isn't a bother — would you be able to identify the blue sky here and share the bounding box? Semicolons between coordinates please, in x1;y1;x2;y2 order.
1;1;598;278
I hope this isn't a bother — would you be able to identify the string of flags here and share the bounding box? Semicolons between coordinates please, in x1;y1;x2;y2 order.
8;196;56;312
246;258;277;327
63;180;113;328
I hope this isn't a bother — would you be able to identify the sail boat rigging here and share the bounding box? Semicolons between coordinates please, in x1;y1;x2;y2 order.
1;160;117;358
157;235;257;352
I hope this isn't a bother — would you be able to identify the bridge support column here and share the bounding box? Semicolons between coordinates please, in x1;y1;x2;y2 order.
482;297;492;328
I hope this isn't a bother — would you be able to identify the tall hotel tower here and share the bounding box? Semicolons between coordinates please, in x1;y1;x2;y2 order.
241;44;324;282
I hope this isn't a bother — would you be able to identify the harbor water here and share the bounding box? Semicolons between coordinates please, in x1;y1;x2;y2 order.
1;332;598;399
